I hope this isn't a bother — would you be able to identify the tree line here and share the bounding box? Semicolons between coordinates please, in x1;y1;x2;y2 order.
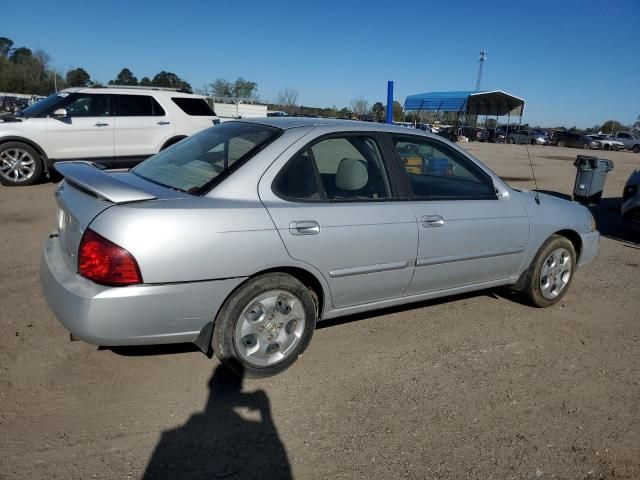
0;36;192;94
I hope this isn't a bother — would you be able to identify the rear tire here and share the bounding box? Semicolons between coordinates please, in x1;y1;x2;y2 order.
530;139;536;145
603;144;610;151
633;145;640;153
0;142;43;186
583;143;590;149
521;235;576;308
212;273;316;378
558;140;566;147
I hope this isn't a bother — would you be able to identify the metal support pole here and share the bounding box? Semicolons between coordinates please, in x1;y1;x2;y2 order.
505;112;510;144
516;114;523;142
386;81;394;125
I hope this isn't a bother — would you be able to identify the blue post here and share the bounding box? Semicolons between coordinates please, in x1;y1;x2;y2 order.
386;81;393;124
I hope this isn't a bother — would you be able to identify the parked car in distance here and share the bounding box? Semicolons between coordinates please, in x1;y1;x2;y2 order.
477;128;505;143
41;118;599;377
550;131;601;149
0;85;219;186
587;134;624;151
622;169;640;226
507;129;547;145
612;132;640;153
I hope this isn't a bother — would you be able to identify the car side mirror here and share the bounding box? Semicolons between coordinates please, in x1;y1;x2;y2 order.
52;108;68;118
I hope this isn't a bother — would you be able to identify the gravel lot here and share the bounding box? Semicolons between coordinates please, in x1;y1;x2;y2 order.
1;143;639;479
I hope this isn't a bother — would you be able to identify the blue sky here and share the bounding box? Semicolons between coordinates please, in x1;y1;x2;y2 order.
4;0;639;127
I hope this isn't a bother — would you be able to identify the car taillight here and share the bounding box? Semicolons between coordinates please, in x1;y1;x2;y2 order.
78;229;142;286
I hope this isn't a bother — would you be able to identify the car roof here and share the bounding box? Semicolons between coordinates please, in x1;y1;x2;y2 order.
232;116;429;134
61;87;205;98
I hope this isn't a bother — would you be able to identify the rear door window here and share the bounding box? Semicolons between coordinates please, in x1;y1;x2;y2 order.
274;135;391;201
116;94;165;116
171;97;216;116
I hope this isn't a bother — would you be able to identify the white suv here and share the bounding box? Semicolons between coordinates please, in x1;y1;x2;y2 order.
0;86;219;186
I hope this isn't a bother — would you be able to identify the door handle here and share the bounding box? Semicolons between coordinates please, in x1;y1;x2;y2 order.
289;221;320;235
157;121;171;125
94;122;109;127
421;215;445;227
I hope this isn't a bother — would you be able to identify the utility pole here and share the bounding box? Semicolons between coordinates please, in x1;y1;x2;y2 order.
475;50;486;91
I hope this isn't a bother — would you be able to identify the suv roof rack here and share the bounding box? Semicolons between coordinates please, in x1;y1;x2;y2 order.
90;85;192;94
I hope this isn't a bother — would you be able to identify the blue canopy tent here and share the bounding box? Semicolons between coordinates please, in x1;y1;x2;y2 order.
404;90;525;140
404;90;525;116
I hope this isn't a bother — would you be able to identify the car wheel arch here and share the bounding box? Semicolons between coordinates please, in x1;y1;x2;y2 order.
553;229;582;262
511;229;583;291
194;265;327;357
246;266;326;320
0;136;50;173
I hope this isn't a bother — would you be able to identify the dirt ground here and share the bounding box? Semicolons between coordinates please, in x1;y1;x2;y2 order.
1;143;639;479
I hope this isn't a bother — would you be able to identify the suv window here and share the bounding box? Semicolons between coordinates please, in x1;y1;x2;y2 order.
64;93;110;117
171;97;215;116
116;94;165;116
133;122;280;194
275;135;391;201
392;136;496;200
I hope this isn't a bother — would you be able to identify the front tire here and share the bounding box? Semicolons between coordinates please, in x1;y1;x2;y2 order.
0;142;43;186
212;273;316;378
522;235;576;308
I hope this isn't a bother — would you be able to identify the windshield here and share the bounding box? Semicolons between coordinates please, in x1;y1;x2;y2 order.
17;92;70;117
132;122;281;193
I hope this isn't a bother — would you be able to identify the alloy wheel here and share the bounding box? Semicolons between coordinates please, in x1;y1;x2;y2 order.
0;148;36;183
539;248;572;299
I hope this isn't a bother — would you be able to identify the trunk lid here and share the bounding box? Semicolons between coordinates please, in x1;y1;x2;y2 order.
53;162;185;268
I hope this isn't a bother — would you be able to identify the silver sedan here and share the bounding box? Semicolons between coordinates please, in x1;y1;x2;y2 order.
41;118;599;377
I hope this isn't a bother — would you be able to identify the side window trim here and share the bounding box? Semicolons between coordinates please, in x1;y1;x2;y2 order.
272;131;398;203
305;146;327;199
388;134;498;201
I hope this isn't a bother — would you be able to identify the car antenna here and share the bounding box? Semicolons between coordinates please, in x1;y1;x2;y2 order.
525;144;541;204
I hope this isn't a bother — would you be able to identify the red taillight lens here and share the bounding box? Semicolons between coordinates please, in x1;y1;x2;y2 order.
78;229;142;286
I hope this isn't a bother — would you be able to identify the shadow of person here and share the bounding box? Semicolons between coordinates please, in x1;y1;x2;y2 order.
143;364;292;480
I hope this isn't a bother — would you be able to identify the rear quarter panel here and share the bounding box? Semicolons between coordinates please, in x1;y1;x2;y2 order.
88;197;293;283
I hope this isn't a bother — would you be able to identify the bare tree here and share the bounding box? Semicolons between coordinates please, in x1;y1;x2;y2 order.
276;88;299;114
350;96;370;117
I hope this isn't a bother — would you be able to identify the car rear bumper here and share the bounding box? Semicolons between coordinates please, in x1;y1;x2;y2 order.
578;231;599;268
40;236;245;346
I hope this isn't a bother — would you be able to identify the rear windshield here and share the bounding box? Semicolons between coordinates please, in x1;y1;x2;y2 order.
132;122;281;193
171;97;216;116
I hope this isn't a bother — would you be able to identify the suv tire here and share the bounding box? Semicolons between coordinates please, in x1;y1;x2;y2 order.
0;142;43;186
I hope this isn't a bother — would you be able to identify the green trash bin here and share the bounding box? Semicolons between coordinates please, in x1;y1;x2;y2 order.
573;155;614;204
